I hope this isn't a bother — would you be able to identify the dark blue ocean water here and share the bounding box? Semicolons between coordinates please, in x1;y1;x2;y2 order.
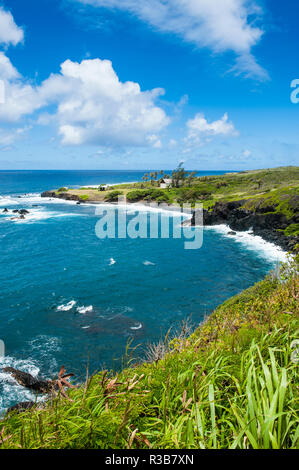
0;171;285;413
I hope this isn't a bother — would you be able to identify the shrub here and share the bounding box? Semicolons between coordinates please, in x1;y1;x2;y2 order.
79;195;89;201
127;190;147;202
127;189;168;202
155;194;170;203
284;223;299;237
104;190;123;202
177;188;211;203
58;187;68;192
216;182;228;189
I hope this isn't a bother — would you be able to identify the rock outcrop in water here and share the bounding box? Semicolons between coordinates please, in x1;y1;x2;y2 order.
3;208;30;220
41;191;80;202
2;367;55;394
2;366;76;414
188;200;298;252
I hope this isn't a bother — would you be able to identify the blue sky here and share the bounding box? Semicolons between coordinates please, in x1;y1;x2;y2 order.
0;0;298;170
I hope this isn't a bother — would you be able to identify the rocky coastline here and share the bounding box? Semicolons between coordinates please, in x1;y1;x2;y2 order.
41;190;82;202
41;190;298;253
190;200;298;253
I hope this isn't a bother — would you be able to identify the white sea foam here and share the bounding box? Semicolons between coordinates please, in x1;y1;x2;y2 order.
143;260;156;266
0;335;59;415
77;305;93;314
0;193;80;207
12;211;82;224
205;225;287;262
0;195;18;206
26;336;60;374
130;323;142;330
0;196;86;223
17;193;78;205
0;193;41;207
28;335;61;356
0;356;43;416
1;192;190;221
57;300;76;311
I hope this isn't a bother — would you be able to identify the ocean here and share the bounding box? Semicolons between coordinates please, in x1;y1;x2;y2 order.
0;170;286;414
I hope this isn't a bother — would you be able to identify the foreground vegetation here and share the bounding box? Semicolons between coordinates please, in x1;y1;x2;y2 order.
1;258;298;449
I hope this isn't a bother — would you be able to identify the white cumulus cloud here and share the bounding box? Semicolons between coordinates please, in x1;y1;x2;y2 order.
186;112;238;145
0;7;169;147
0;53;45;122
40;58;169;146
74;0;268;80
0;54;169;146
0;7;24;46
0;125;31;146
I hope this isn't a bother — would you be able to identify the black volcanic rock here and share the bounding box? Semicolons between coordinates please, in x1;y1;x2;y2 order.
60;193;80;201
41;191;80;202
228;215;254;231
2;367;54;394
41;191;57;198
189;200;298;253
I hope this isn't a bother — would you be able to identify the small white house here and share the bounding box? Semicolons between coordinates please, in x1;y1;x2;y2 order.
160;178;172;188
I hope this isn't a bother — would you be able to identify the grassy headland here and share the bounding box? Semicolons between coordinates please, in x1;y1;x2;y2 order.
47;167;299;216
1;258;298;449
42;166;299;251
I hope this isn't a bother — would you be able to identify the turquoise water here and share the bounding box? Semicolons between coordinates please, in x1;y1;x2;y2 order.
0;171;285;413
